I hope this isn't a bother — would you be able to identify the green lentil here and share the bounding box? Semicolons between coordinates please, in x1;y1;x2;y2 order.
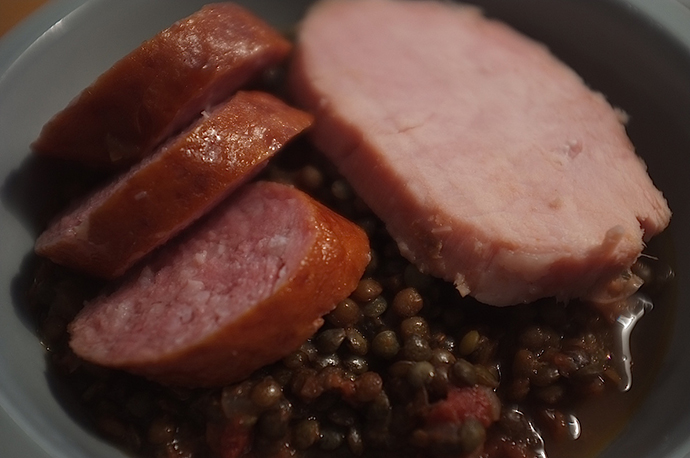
391;287;424;317
292;418;320;450
459;418;486;453
282;350;308;370
474;364;500;389
347;426;364;456
400;316;430;340
316;328;347;353
250;378;282;410
407;361;435;388
327;299;362;327
372;330;400;359
343;355;369;375
319;426;345;451
351;278;383;303
430;348;456;367
452;359;478;386
257;401;291;439
402;334;432;362
331;179;353;201
362;296;388;318
298;165;324;191
345;327;369;356
458;330;480;356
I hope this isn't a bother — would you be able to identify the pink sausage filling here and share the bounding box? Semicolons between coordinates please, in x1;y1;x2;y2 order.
70;182;311;364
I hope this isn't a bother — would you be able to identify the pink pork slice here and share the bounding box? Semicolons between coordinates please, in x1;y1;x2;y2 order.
35;91;312;279
68;181;371;387
289;0;672;306
32;3;291;168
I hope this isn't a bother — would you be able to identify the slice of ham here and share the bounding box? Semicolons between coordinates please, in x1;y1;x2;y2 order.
68;181;371;387
32;3;291;168
35;91;312;279
288;0;671;306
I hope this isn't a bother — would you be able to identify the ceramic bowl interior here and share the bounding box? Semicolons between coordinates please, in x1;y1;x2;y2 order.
0;0;689;457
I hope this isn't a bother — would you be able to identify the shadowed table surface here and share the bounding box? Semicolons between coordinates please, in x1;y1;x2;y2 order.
0;0;51;37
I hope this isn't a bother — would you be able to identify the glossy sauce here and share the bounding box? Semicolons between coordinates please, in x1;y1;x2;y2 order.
546;238;676;458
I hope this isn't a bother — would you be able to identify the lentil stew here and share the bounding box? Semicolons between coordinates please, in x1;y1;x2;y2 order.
28;140;675;458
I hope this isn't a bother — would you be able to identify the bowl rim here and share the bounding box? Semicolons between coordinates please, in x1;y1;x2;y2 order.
1;1;689;458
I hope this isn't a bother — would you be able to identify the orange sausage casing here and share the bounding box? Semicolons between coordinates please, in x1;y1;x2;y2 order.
68;181;371;387
35;91;312;279
32;3;291;168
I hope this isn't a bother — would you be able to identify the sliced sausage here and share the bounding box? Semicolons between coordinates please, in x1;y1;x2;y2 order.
32;3;291;168
288;0;671;306
35;91;312;279
68;181;371;387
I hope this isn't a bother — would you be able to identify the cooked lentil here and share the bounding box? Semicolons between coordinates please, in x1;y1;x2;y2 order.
391;287;424;317
401;334;433;362
344;327;369;356
407;361;436;388
27;139;675;458
459;418;487;453
351;278;384;303
399;316;430;341
452;359;478;387
250;378;282;410
371;330;400;360
292;418;320;449
458;329;481;356
361;296;388;318
315;328;346;354
326;299;362;327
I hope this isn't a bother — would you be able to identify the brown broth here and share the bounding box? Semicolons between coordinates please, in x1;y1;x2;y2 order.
546;237;676;458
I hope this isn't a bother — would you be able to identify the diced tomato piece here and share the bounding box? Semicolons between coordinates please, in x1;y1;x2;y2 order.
217;421;253;458
426;386;501;428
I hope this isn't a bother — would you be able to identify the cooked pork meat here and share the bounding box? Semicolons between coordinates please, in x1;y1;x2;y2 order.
289;0;671;305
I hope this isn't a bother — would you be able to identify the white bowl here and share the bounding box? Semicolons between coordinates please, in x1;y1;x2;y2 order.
1;1;689;457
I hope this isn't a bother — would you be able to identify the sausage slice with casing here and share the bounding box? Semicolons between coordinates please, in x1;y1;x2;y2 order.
68;181;371;387
35;91;312;279
32;3;292;168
